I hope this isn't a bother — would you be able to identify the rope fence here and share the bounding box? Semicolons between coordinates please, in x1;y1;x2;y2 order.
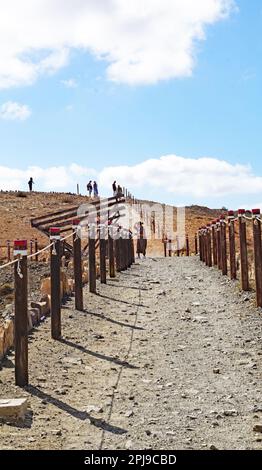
0;198;135;387
198;208;262;308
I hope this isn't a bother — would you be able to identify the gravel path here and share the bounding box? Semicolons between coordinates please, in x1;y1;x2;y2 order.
1;257;262;450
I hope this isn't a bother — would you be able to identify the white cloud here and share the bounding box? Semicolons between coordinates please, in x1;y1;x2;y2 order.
0;0;235;88
61;78;78;88
1;154;262;210
0;101;32;121
99;154;262;199
0;164;97;191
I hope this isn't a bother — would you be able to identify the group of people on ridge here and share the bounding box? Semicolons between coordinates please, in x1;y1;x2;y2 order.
112;181;124;198
87;181;99;198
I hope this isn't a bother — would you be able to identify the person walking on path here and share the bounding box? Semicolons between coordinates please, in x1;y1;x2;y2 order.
136;221;147;259
93;181;99;198
87;181;93;197
112;181;117;197
28;177;35;192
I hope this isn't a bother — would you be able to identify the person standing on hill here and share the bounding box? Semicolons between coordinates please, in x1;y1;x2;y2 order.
87;180;92;197
112;181;117;197
28;177;34;192
93;181;99;198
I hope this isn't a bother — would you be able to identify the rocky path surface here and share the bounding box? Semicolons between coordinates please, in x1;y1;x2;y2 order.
1;257;262;450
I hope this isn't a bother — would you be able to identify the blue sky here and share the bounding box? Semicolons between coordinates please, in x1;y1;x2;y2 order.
0;0;261;209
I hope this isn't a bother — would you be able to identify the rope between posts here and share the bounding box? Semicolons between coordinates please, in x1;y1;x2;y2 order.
0;258;19;270
27;242;54;260
60;230;77;242
0;232;74;270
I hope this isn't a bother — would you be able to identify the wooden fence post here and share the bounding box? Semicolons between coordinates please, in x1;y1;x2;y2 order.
99;224;107;284
238;209;249;291
163;239;167;257
14;240;28;387
73;220;83;311
7;240;11;262
228;211;237;280
115;234;121;272
108;224;116;278
131;231;135;264
199;230;203;261
176;236;180;256
186;235;190;256
168;239;172;257
50;228;61;340
211;221;217;266
252;208;262;307
220;216;227;276
35;238;38;262
195;234;198;255
89;223;97;293
216;220;221;270
203;228;208;265
207;225;212;267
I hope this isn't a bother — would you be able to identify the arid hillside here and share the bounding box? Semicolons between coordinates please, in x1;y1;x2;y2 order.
0;190;227;260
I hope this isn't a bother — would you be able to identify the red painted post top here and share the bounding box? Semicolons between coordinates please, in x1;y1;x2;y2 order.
252;208;261;215
238;209;246;215
50;227;61;240
72;218;81;227
14;239;27;256
220;215;225;220
228;210;234;217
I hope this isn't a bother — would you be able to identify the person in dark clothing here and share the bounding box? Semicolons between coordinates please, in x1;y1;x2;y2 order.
112;181;117;197
28;177;34;192
87;180;92;197
117;184;123;197
93;181;99;198
136;221;147;259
